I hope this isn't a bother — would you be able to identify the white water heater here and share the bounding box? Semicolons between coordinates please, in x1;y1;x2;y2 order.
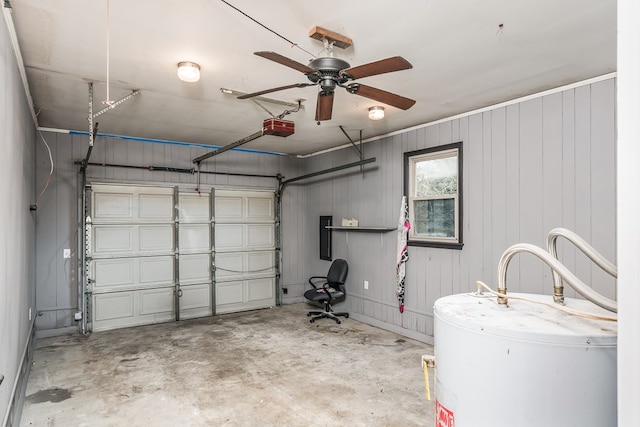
433;293;617;427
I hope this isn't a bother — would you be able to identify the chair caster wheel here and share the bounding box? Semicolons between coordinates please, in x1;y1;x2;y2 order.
345;314;349;318
310;319;315;323
307;313;311;317
336;320;341;324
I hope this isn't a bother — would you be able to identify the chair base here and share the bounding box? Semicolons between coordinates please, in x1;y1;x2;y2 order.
307;303;349;324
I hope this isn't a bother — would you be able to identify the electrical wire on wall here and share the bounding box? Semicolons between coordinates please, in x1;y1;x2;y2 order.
33;130;54;209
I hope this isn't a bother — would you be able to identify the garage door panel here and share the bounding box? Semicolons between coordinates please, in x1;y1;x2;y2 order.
216;224;274;250
94;193;133;220
93;289;174;331
180;254;210;283
94;292;134;321
180;283;212;317
216;252;243;278
93;225;174;255
215;278;275;314
180;224;210;252
179;194;209;222
139;257;174;285
247;196;273;219
247;224;275;248
139;288;174;315
138;194;173;220
93;256;174;289
247;251;274;275
248;277;274;302
94;259;134;287
92;184;175;222
216;196;243;219
139;225;174;252
217;281;244;305
215;224;244;249
94;227;133;253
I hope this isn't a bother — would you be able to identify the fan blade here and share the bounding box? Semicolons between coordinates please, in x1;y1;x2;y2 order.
315;92;334;121
237;83;315;100
347;84;416;110
255;51;315;74
341;56;412;80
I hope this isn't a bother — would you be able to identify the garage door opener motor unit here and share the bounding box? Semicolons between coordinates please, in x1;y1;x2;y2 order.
262;118;295;137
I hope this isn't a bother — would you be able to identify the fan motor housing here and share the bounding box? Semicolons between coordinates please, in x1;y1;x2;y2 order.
263;118;295;137
309;57;350;72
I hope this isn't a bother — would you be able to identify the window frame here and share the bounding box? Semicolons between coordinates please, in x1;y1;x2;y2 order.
403;141;463;249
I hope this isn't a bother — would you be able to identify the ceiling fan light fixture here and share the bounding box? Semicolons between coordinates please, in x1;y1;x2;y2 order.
368;106;385;120
177;61;200;82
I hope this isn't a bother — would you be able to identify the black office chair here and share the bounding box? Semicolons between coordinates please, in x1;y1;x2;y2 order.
304;259;349;324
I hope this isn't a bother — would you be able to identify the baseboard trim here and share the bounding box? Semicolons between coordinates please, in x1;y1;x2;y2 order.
348;312;434;346
36;325;78;339
2;319;36;427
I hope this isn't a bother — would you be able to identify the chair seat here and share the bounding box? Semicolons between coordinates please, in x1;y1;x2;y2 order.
303;288;344;303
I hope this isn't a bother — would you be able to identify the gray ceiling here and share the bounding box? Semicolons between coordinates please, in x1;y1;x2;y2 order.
9;0;617;157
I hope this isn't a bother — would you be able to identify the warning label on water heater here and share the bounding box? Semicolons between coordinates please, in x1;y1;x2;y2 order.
435;400;455;427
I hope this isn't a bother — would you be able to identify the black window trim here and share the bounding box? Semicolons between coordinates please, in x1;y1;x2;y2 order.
403;141;464;250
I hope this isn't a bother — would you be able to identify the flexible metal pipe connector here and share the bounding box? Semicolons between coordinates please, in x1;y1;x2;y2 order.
497;243;617;312
546;228;617;304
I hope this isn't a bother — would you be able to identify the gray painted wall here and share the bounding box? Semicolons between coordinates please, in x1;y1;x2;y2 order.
0;15;37;425
34;132;306;331
302;78;617;343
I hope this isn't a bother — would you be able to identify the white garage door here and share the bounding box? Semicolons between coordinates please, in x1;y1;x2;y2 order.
89;184;176;331
87;184;275;331
177;191;213;320
214;189;276;314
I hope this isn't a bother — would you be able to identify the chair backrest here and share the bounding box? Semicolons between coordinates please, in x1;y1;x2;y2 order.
326;259;348;293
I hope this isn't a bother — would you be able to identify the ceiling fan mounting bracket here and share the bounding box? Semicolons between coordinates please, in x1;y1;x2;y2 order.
308;26;353;49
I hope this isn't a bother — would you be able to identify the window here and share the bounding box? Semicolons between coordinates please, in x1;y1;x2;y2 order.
404;142;463;249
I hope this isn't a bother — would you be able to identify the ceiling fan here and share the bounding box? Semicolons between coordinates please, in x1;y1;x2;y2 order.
238;51;416;121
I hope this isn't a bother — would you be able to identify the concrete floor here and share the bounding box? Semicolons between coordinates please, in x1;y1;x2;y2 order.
20;303;435;426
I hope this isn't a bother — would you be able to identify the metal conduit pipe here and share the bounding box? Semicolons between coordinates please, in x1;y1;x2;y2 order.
547;228;618;304
77;161;279;179
497;243;618;312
